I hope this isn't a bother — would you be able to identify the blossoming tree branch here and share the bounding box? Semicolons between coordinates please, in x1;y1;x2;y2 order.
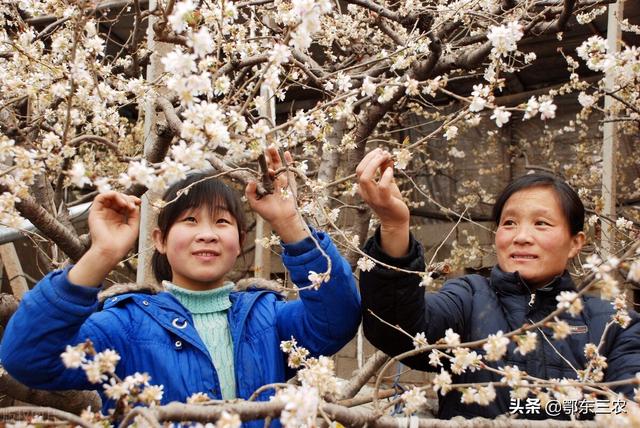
0;0;639;426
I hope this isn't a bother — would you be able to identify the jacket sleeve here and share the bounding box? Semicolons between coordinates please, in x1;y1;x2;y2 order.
602;312;640;398
0;267;116;390
360;227;473;371
274;228;361;357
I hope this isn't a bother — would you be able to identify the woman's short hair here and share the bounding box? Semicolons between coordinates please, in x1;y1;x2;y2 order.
492;173;585;236
151;173;247;283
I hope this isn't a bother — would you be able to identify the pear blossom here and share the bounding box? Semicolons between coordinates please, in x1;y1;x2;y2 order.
490;107;511;128
273;385;319;428
487;21;523;57
361;77;376;97
394;148;412;170
419;272;434;287
357;257;375;272
138;384;164;405
188;27;215;58
556;291;583;317
413;332;428;349
444;328;461;347
578;92;597;108
444;126;459;140
168;0;196;33
401;387;427;415
552;320;571;340
483;331;509;361
432;369;452;395
61;345;86;369
161;48;196;76
538;100;557;120
500;365;523;387
451;347;482;374
69;162;91;188
216;411;241;428
377;85;396;103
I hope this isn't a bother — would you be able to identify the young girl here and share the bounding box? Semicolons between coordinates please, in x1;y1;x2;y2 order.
355;148;640;419
1;148;361;421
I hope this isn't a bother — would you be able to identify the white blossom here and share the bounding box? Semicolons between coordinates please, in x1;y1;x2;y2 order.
161;48;196;76
61;345;86;369
487;21;523;57
168;0;196;33
272;385;319;428
69;162;91;188
357;257;375;272
490;107;511;128
216;411;241;428
138;384;164;405
578;92;597;108
269;44;291;65
444;126;459;140
482;331;509;361
552;320;571;340
514;331;537;355
413;332;428;349
539;100;557;120
188;27;214;58
556;291;583;317
361;77;376;97
394;148;412;170
444;328;461;347
432;369;452;395
377;85;396;103
401;387;427;415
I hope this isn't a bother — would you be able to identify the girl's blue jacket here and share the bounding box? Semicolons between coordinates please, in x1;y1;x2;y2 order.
0;229;361;423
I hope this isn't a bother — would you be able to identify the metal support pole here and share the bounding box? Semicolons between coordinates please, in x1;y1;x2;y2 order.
600;0;623;258
136;0;168;285
254;84;275;280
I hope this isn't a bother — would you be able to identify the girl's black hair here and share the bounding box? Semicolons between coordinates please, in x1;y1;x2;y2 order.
151;173;247;283
492;173;585;236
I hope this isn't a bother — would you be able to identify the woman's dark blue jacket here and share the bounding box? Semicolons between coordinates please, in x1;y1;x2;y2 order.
0;230;361;426
361;228;640;419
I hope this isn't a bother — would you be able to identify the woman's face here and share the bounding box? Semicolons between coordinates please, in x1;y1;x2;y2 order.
495;186;585;288
153;205;241;290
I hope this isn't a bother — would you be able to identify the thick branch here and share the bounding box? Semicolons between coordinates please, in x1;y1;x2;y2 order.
151;400;599;427
0;406;94;427
0;293;18;329
347;0;404;23
339;350;390;400
6;189;86;261
215;54;270;78
531;0;576;34
0;373;101;415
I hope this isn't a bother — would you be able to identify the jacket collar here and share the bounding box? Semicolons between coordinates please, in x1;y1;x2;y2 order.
97;277;285;303
489;265;576;298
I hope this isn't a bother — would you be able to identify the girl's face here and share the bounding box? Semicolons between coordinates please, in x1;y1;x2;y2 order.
495;186;585;288
153;205;241;290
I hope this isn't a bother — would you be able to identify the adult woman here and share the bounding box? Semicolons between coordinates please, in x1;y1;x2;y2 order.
356;148;640;419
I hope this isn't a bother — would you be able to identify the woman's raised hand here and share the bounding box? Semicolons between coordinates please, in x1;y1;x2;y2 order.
356;148;410;257
246;146;308;243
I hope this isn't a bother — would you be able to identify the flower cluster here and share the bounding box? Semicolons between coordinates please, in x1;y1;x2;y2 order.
61;341;163;410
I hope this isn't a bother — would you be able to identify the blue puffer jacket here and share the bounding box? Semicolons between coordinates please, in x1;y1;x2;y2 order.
361;229;640;419
0;230;361;426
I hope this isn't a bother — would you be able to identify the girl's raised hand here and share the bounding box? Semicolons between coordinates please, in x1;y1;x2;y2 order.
356;148;410;257
88;192;142;263
246;146;308;243
69;192;141;287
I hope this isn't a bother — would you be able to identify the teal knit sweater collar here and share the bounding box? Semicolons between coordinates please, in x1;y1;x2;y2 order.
163;281;233;314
